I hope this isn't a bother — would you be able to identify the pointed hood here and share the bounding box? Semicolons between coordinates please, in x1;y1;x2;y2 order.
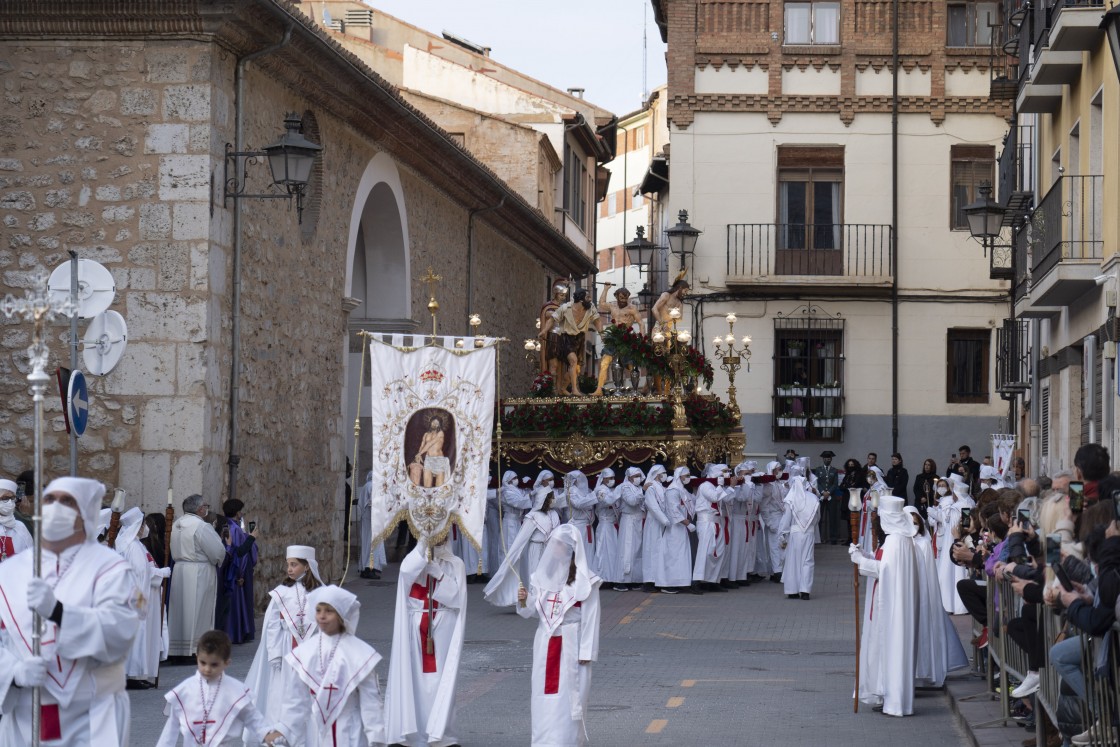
879;495;917;538
115;506;144;549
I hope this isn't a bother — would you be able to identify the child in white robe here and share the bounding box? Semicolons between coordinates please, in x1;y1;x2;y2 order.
274;586;386;747
0;478;32;561
517;524;602;747
779;476;820;600
485;487;561;607
157;630;273;746
117;507;171;688
245;545;323;723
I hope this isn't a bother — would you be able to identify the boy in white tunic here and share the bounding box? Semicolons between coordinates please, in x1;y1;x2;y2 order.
275;586;386;747
0;478;32;562
245;545;323;724
516;524;602;747
387;538;467;747
693;464;733;591
727;462;758;587
779;476;820;600
157;630;272;746
0;476;141;747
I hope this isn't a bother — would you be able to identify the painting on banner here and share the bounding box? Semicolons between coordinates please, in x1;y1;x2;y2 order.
366;335;498;549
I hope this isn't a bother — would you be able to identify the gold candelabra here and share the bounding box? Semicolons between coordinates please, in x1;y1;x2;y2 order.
651;307;691;430
712;313;751;420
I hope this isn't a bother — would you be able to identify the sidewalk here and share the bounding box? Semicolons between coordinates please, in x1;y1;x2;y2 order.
945;615;1041;747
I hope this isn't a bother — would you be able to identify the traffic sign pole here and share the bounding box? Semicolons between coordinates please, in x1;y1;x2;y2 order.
69;251;78;475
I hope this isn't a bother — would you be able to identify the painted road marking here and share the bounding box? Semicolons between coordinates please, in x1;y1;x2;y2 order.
681;678;796;687
667;697;685;708
657;632;687;640
646;719;668;734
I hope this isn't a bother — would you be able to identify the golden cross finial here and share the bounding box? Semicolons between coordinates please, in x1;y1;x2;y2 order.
421;266;442;338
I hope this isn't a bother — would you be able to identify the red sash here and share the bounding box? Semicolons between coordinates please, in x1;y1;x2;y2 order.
409;581;439;673
0;537;13;560
586;525;593;544
41;704;61;741
544;635;562;694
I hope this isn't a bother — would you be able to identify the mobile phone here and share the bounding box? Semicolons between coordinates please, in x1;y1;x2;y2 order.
1053;561;1074;592
1068;481;1085;513
1017;508;1031;529
248;521;256;533
1045;533;1062;567
15;482;25;500
960;507;972;522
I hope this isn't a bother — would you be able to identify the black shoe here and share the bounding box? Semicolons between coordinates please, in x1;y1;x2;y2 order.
720;579;737;589
800;592;811;600
126;679;154;690
787;593;799;599
660;587;679;594
359;569;376;579
642;583;658;593
709;582;728;593
613;584;630;592
770;574;783;584
739;578;751;587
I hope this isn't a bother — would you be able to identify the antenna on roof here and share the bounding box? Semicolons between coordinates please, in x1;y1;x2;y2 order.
442;30;490;56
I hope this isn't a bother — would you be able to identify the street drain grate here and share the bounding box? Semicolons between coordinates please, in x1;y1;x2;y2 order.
737;649;799;656
480;665;531;673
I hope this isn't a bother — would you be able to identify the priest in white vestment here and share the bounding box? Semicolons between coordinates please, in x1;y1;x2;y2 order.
517;524;602;747
779;476;820;600
591;470;621;584
693;464;732;589
168;494;225;656
387;537;467;747
0;476;141;746
849;495;918;716
117;507;170;687
0;479;32;562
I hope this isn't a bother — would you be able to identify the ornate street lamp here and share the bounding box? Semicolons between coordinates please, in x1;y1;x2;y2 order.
665;210;701;270
713;312;752;420
963;182;1005;242
623;225;658;268
225;112;323;223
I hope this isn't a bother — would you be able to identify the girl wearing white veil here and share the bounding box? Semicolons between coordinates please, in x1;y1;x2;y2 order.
484;486;561;607
516;524;602;746
927;474;974;613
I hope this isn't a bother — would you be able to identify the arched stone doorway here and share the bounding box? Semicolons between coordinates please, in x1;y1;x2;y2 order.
343;153;413;486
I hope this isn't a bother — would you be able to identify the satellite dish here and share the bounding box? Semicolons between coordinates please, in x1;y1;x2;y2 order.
48;259;116;318
82;311;128;375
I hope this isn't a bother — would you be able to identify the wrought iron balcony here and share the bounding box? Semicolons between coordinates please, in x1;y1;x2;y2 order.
726;224;892;291
997;124;1034;223
996;317;1031;397
1026;174;1103;306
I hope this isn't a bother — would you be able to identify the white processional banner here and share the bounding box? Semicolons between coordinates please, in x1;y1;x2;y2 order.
366;334;498;549
991;433;1016;478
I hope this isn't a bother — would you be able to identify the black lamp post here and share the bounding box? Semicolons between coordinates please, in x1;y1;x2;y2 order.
1102;5;1120;82
963;182;1005;243
665;209;701;270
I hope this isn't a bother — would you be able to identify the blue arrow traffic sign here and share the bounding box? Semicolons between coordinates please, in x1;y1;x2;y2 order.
67;369;89;437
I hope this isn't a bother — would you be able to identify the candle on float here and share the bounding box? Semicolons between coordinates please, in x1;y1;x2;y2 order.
669;308;681;320
167;487;174;506
677;330;692;344
726;313;737;324
742;335;752;346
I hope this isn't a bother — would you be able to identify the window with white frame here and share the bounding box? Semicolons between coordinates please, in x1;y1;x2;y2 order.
784;1;840;44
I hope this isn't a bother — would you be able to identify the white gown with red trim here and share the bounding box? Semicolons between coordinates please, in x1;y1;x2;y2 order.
0;519;31;561
517;581;601;746
728;482;759;581
277;632;385;747
244;581;320;724
0;543;140;747
156;672;270;746
386;544;466;747
122;537;169;681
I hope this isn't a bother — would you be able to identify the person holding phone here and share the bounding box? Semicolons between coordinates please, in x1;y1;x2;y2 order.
928;475;974;614
1072;442;1110;504
221;498;259;644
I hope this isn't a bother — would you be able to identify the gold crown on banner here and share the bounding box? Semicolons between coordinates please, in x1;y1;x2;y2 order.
420;368;444;384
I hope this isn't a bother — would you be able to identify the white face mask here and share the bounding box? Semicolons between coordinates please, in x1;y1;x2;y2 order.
0;497;14;517
681;477;691;485
936;486;949;496
631;477;641;485
41;502;80;542
605;479;615;487
140;523;150;540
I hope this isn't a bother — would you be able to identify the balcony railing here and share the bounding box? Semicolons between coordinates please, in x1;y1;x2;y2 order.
727;223;892;279
996;318;1031;395
997;123;1034;221
1030;174;1103;282
1012;223;1030;302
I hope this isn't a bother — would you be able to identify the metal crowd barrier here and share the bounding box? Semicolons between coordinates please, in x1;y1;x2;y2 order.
982;577;1028;723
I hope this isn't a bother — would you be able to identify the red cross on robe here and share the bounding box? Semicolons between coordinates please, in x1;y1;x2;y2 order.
409;579;440;673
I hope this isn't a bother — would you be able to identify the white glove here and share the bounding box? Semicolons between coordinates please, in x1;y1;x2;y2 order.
27;578;57;619
152;567;171;579
848;544;863;562
14;656;47;687
687;523;696;533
